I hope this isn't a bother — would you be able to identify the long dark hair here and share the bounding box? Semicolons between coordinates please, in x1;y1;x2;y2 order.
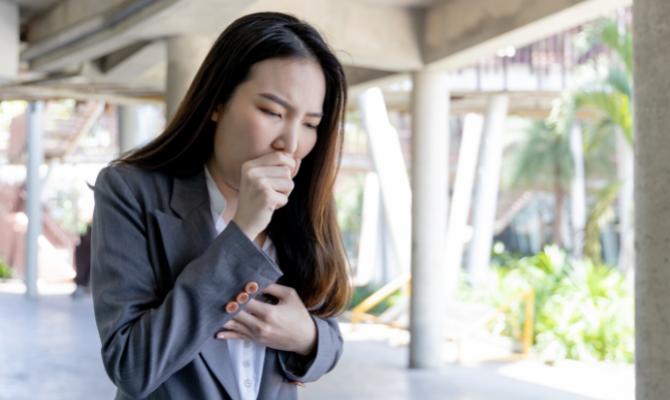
114;12;350;317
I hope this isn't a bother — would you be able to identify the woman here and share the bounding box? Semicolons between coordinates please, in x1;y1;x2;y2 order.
91;12;350;400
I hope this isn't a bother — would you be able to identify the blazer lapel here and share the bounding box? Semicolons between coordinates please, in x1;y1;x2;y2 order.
258;348;284;400
155;169;215;278
200;339;242;400
155;168;241;399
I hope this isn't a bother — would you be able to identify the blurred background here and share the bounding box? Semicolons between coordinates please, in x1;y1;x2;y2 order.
0;0;653;399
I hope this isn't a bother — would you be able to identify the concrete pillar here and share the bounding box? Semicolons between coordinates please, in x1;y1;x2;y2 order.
354;172;380;287
616;127;633;271
444;113;484;297
118;105;138;154
0;1;18;85
26;101;44;298
570;123;586;258
358;88;412;276
166;35;212;121
409;69;448;369
467;95;509;285
634;0;670;398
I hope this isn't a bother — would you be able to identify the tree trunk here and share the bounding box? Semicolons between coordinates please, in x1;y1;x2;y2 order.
553;173;564;248
538;211;546;250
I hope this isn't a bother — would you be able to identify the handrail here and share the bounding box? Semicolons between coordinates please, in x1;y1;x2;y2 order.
349;277;535;356
350;274;410;325
478;287;535;355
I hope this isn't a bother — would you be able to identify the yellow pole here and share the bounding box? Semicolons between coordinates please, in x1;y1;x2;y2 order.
351;274;411;326
522;287;535;354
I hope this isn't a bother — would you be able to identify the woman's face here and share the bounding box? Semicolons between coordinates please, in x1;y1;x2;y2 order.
208;57;326;189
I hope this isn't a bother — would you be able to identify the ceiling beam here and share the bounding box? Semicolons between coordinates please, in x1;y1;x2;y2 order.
0;85;164;104
25;0;187;72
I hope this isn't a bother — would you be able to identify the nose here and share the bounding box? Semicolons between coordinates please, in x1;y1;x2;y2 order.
272;121;299;154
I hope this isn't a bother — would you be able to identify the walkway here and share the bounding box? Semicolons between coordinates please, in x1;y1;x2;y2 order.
0;284;630;400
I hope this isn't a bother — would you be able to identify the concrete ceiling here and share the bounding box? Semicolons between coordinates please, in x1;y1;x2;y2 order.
3;0;633;102
6;0;63;23
358;0;442;6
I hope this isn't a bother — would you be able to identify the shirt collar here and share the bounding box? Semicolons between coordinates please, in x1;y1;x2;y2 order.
204;164;227;223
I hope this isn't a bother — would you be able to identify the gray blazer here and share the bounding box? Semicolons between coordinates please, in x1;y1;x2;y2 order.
91;164;343;400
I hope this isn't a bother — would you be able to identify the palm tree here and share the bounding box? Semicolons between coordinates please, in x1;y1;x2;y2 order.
575;19;632;143
575;19;634;269
583;181;620;265
505;95;575;248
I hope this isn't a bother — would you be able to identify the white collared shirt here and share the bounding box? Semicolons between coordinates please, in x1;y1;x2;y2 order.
205;165;275;400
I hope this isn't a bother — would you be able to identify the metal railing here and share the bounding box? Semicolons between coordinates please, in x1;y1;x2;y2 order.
349;276;536;358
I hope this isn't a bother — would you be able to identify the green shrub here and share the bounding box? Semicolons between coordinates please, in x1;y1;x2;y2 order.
0;257;12;279
458;246;634;363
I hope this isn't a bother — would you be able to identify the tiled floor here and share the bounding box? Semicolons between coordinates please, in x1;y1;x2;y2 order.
0;288;614;400
300;339;604;400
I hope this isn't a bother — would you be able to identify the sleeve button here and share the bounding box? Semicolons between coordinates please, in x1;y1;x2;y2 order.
225;301;239;313
245;282;259;294
236;292;249;304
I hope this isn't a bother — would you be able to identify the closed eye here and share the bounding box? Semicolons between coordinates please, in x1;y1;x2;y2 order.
262;109;281;117
305;123;318;130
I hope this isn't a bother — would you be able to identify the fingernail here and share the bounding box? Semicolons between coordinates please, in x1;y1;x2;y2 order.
216;333;226;339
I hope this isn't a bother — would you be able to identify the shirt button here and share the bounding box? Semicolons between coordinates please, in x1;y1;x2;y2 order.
244;379;252;388
243;340;251;348
243;360;251;368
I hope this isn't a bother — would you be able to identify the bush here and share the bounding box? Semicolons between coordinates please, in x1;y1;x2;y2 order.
0;257;12;279
459;246;634;363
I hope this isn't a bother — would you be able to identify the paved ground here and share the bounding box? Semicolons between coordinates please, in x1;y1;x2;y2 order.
0;286;622;400
300;340;605;400
0;290;116;400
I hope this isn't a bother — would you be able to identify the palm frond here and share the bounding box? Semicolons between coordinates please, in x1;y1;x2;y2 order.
576;19;632;77
584;181;622;264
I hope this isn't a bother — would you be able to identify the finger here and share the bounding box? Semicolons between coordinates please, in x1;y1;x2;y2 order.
216;330;253;341
232;308;265;333
248;166;293;180
249;151;296;170
242;298;273;318
263;178;294;195
258;188;289;210
261;283;294;301
271;191;289;210
222;319;255;337
290;381;306;388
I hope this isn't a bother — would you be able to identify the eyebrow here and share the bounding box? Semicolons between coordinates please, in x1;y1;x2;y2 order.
259;93;323;118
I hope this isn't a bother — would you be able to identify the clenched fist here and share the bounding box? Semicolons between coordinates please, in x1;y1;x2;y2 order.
231;151;301;242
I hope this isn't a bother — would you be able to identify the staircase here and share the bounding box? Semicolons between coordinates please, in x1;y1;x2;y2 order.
0;184;78;282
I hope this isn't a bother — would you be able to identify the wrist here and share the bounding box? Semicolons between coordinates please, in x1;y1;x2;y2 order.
295;317;318;356
231;218;259;242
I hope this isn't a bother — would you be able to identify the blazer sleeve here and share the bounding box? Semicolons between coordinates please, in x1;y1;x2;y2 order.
91;167;283;398
278;315;343;383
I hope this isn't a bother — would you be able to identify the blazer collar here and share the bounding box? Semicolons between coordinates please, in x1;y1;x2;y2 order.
170;168;210;219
